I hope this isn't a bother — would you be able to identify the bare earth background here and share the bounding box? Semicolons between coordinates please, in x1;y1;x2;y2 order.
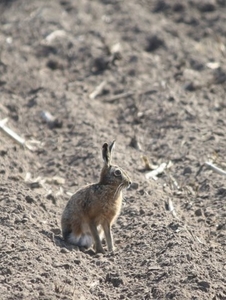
0;0;226;299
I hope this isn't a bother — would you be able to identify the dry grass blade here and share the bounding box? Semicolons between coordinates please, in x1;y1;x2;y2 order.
0;118;25;145
104;89;157;103
25;140;42;151
168;174;180;190
205;161;226;176
167;198;174;212
89;80;107;99
45;176;65;185
104;91;134;103
141;155;158;170
166;198;178;219
24;172;47;189
56;187;64;197
0;118;41;151
66;191;73;197
45;30;67;43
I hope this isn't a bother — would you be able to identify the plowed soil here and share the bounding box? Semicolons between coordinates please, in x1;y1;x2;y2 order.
0;0;226;299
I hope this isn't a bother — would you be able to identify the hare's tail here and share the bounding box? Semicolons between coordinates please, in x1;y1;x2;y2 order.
62;221;104;248
68;232;93;248
70;226;103;247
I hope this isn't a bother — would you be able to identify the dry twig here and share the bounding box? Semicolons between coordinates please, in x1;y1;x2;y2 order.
145;162;167;180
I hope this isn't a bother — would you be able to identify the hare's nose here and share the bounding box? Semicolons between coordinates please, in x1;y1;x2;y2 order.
127;181;132;189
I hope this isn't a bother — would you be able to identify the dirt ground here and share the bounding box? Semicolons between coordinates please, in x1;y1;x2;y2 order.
0;0;226;299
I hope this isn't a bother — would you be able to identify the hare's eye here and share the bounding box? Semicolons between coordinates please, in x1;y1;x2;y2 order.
114;169;121;176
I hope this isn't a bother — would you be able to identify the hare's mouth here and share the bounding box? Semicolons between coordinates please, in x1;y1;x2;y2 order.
126;181;132;189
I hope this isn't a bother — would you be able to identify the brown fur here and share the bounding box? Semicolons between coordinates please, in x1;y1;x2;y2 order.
61;141;131;253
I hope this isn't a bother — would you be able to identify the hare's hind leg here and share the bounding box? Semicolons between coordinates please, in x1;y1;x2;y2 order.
89;221;105;254
102;221;114;252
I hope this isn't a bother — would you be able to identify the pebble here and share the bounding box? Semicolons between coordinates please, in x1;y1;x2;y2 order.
60;247;69;254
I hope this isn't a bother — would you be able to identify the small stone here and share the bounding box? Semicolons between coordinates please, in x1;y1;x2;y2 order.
197;281;210;292
198;3;216;12
74;259;81;265
60;248;69;254
183;82;196;91
95;253;104;258
183;166;192;175
130;182;139;190
46;193;56;204
195;208;203;217
145;35;165;52
25;195;35;203
129;136;142;150
139;208;145;215
105;272;124;287
62;263;71;269
51;228;61;235
21;218;29;224
217;224;226;230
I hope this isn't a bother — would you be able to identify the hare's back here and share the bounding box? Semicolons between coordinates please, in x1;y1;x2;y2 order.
64;184;122;218
69;185;92;205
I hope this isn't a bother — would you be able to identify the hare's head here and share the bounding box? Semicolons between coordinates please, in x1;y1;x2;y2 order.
99;141;131;189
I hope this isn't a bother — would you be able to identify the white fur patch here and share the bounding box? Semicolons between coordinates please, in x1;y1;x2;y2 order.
68;224;103;248
68;233;93;248
79;234;93;248
68;233;81;245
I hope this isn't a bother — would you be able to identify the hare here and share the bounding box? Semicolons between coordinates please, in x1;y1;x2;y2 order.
61;141;131;254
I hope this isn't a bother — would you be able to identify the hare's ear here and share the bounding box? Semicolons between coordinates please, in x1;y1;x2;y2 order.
109;140;115;154
102;141;115;166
